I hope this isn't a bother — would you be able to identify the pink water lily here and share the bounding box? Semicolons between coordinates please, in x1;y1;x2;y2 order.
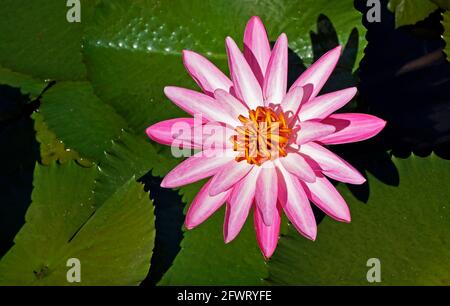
146;16;386;258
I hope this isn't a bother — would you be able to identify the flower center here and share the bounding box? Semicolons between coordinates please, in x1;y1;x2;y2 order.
231;106;291;166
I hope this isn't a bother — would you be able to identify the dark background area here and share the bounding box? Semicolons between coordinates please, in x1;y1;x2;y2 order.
0;0;449;285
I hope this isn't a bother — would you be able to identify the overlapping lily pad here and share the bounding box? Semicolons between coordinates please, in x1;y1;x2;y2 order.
0;162;155;285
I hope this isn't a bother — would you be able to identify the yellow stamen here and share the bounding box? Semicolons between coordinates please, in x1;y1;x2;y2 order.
231;106;292;166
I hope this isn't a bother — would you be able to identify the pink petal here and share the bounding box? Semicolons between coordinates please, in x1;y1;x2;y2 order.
276;161;317;240
185;179;231;229
317;113;387;145
224;166;261;243
254;204;281;258
243;16;271;87
299;87;357;121
303;175;351;222
146;118;200;148
263;33;288;105
196;122;235;150
146;119;233;150
225;36;264;109
255;163;278;226
281;86;305;122
290;45;342;100
209;161;254;196
300;142;366;185
182;50;233;96
164;86;236;125
161;150;233;188
214;89;248;120
280;153;316;183
295;121;336;144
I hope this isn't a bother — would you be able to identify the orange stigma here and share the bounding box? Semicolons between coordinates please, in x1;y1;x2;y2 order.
231;106;292;166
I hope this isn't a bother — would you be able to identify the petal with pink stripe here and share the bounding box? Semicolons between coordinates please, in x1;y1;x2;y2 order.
303;175;351;222
225;36;264;109
254;204;281;258
185;179;231;229
300;142;366;185
243;16;271;87
318;113;386;145
290;45;342;100
182;50;233;96
224;166;261;243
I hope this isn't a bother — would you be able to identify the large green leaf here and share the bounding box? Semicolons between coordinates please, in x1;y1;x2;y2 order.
0;162;155;285
94;131;178;204
431;0;450;10
83;0;366;133
388;0;439;28
39;81;128;161
32;112;92;167
0;66;46;99
0;0;100;83
267;154;450;285
443;11;450;61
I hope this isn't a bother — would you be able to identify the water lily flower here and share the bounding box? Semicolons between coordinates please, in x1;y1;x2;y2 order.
146;16;386;258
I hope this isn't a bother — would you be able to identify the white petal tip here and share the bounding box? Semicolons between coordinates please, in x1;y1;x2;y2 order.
224;236;233;244
301;229;317;241
160;178;173;188
160;181;169;188
163;86;175;97
145;126;154;139
342;216;351;223
351;176;367;185
224;230;238;244
308;234;317;241
332;45;343;54
184;222;196;230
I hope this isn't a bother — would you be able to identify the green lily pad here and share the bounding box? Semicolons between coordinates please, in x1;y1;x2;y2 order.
94;131;178;204
431;0;450;10
443;11;450;61
39;81;128;161
267;154;450;285
0;0;101;83
32;112;92;167
0;66;46;99
0;162;155;285
388;0;439;28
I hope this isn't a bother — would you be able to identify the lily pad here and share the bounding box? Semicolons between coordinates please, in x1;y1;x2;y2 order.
0;162;155;285
39;81;128;161
388;0;439;28
267;154;450;285
443;11;450;61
